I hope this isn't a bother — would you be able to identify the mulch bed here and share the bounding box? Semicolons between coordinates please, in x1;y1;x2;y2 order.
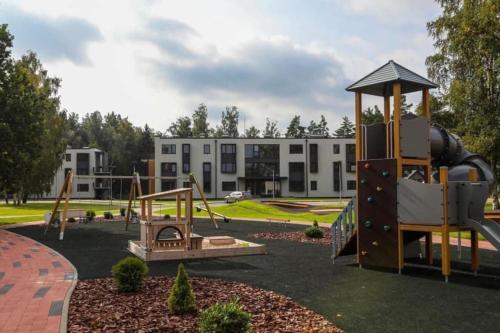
68;276;341;333
250;227;331;246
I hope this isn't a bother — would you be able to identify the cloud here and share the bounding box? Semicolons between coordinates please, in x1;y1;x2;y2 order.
0;6;102;65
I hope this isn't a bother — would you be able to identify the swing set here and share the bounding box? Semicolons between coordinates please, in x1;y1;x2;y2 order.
44;170;228;240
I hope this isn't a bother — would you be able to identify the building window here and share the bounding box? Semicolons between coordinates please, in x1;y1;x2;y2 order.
333;144;340;154
65;153;71;162
182;144;190;173
221;144;236;173
204;144;210;154
161;144;176;154
77;184;89;192
346;144;356;173
309;143;318;173
160;163;177;177
222;181;236;191
76;153;90;175
310;180;317;191
289;144;303;154
289;162;305;192
182;181;191;188
203;162;211;193
333;161;342;192
347;180;357;190
161;180;177;191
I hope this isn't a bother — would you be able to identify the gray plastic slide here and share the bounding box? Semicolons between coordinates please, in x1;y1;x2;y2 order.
465;219;500;250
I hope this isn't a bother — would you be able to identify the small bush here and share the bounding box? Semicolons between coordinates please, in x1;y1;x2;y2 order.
120;208;126;217
312;220;319;227
104;211;114;219
111;256;149;292
86;210;96;218
304;226;324;238
67;217;76;223
198;299;252;333
167;263;196;314
164;214;171;219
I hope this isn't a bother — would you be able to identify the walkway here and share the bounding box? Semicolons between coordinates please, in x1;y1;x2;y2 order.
0;230;77;333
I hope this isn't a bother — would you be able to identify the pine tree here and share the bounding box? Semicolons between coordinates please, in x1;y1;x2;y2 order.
285;115;305;138
334;116;355;138
362;105;384;125
167;263;197;314
192;103;211;137
262;118;280;138
245;126;260;138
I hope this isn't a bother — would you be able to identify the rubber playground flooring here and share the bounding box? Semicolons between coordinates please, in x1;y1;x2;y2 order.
11;221;500;333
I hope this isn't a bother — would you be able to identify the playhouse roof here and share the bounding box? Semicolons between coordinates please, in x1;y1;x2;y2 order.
345;60;438;96
138;188;192;200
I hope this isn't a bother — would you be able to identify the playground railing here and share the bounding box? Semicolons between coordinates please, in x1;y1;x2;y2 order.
331;197;356;263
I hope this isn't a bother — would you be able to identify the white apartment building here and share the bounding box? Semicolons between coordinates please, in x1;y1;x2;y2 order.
154;137;357;199
43;148;110;199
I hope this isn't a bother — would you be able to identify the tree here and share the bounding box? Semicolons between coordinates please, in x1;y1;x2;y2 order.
192;103;211;137
285;115;306;138
219;106;239;137
245;126;260;138
426;0;499;205
362;105;384;125
307;120;320;136
167;263;196;314
334;116;355;138
415;93;457;128
400;95;414;115
168;116;192;137
318;115;329;137
262;118;280;138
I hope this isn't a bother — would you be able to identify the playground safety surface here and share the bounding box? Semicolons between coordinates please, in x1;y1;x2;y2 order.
10;220;500;333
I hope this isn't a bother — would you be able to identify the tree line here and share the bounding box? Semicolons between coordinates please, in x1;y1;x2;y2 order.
168;103;357;139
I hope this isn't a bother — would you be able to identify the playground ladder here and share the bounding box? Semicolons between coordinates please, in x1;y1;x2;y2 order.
331;197;357;263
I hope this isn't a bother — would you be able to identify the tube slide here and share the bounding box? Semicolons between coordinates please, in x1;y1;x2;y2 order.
430;124;495;186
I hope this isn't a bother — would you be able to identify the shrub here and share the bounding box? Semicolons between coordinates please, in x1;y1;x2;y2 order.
304;226;324;238
164;214;171;219
111;256;149;292
198;299;252;333
167;263;196;314
86;210;96;218
67;217;76;223
104;211;114;219
120;208;126;217
312;220;319;228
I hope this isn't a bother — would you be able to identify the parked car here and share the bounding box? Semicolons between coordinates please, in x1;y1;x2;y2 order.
224;191;251;203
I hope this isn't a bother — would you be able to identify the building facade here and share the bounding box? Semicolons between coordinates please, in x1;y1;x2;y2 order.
154;137;356;199
43;148;110;199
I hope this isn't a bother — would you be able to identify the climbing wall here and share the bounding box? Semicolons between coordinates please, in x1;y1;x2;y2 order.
357;158;398;269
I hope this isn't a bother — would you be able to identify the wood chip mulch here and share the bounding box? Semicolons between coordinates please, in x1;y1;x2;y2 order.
68;276;342;333
249;227;332;246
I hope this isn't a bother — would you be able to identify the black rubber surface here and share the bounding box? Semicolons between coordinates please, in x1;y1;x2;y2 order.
10;221;500;333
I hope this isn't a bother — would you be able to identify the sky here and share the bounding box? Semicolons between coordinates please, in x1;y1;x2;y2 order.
0;0;442;134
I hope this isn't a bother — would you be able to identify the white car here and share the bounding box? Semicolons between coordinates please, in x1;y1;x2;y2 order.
224;191;251;203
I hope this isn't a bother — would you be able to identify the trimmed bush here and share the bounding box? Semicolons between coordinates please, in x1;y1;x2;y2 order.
313;220;319;227
86;210;96;222
120;208;126;217
164;214;171;219
167;263;196;314
304;226;324;238
67;217;76;223
104;211;114;219
111;256;149;292
198;299;252;333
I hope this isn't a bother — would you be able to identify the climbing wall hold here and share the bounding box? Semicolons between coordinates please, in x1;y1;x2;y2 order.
372;241;379;246
382;171;389;177
367;196;374;203
360;179;367;185
383;225;391;232
364;220;373;228
376;186;383;192
361;251;368;256
364;163;370;169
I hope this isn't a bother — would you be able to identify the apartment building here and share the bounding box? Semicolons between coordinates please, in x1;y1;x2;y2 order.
154;137;356;199
43;148;110;199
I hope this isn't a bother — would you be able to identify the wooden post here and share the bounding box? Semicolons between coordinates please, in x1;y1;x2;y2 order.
147;199;152;223
440;166;450;281
422;89;432;183
176;194;181;223
45;171;71;234
147;160;155;194
384;96;391;158
185;190;192;250
190;174;219;229
355;92;362;161
59;172;73;240
125;180;134;231
468;168;479;274
425;232;433;265
398;229;404;274
393;82;402;177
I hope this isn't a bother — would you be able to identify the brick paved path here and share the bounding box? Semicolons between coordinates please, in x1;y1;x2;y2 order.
0;230;77;333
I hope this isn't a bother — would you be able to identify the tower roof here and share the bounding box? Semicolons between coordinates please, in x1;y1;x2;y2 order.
345;60;438;96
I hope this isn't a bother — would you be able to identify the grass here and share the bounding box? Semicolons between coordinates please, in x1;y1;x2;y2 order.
0;202;122;225
159;200;339;224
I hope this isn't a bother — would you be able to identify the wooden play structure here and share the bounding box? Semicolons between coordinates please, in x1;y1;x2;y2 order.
332;60;499;282
127;187;265;261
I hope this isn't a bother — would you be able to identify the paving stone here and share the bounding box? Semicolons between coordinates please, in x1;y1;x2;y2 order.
0;272;4;280
33;286;50;299
12;261;21;268
48;300;64;316
39;268;48;276
23;254;32;259
64;272;76;280
0;284;14;295
52;261;62;268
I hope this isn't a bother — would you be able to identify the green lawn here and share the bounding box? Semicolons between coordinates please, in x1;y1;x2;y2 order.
159;200;340;224
0;202;123;225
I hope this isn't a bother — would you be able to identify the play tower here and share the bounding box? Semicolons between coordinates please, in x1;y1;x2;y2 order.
332;60;499;281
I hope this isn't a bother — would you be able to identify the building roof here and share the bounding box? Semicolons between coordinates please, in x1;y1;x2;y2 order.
345;60;438;96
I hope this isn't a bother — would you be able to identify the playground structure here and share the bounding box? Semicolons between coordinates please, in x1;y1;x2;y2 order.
127;187;266;261
45;171;227;240
332;60;499;281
